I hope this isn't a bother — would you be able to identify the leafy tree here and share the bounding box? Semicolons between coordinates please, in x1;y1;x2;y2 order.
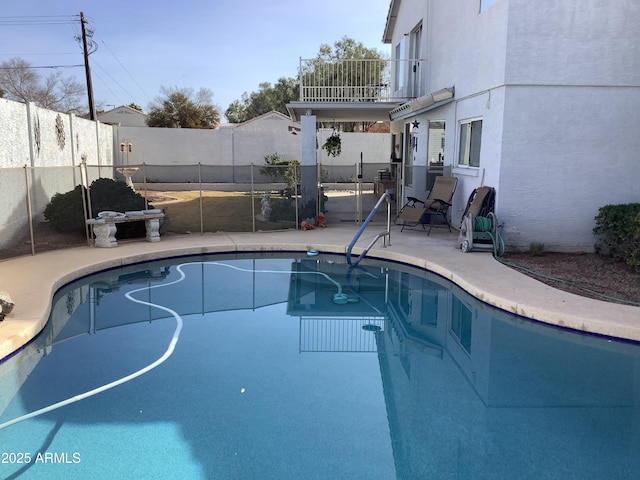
226;77;299;123
305;37;387;132
302;36;386;95
0;57;86;114
147;86;220;128
128;102;143;112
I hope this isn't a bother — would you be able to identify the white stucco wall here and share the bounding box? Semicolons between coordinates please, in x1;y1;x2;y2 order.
505;0;640;87
0;99;114;248
115;126;233;166
387;0;640;251
116;122;391;183
498;85;640;251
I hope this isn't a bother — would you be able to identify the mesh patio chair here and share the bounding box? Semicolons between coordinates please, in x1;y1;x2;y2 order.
398;176;458;234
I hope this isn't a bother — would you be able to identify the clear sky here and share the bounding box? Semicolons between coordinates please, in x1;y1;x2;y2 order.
0;0;392;119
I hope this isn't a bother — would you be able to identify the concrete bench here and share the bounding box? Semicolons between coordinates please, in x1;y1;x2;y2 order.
86;210;164;248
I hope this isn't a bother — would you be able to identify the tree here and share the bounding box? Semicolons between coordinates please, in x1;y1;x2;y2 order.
128;102;143;112
0;57;86;114
147;86;220;128
302;37;387;132
225;77;299;123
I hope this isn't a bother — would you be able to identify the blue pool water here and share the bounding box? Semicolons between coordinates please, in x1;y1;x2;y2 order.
0;252;639;479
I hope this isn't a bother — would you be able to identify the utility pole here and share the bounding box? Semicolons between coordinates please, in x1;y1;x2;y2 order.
80;12;96;121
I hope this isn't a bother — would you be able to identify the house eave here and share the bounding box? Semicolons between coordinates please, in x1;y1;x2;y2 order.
389;87;455;121
383;0;401;44
286;101;403;122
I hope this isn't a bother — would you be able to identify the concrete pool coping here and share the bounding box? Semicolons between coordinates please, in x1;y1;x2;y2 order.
1;225;639;360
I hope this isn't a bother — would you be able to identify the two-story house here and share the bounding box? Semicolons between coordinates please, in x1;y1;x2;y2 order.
289;0;640;251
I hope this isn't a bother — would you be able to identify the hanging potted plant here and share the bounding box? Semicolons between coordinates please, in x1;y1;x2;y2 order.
322;131;342;157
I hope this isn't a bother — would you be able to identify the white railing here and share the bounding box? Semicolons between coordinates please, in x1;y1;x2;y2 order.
298;58;422;103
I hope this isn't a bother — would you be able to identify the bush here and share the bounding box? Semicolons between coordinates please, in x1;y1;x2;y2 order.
267;194;328;224
593;203;640;270
44;178;152;238
43;185;86;234
260;153;300;188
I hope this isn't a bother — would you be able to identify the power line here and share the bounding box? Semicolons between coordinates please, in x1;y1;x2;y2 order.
0;64;83;69
92;58;138;104
96;34;153;103
0;15;77;26
0;53;78;56
91;68;125;106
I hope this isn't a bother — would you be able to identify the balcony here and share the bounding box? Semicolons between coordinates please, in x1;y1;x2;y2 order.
287;58;422;122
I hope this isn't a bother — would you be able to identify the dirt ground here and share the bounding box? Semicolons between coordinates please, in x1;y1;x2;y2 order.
1;222;638;306
500;251;640;305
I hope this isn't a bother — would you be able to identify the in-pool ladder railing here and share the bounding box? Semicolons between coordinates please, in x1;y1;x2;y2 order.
346;192;392;266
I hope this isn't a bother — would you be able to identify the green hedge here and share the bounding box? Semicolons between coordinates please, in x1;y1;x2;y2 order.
44;178;152;238
593;203;640;270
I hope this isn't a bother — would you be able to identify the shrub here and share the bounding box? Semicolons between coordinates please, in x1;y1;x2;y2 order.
593;203;640;270
268;198;297;222
260;153;300;188
43;185;86;234
44;178;152;238
267;194;328;224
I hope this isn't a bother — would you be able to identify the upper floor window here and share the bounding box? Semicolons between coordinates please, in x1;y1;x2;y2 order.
480;0;497;12
394;39;405;92
458;119;482;168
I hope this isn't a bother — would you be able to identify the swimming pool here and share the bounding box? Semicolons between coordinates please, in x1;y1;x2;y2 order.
1;252;639;479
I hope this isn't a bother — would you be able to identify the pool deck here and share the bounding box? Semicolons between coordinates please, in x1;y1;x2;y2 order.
1;224;639;359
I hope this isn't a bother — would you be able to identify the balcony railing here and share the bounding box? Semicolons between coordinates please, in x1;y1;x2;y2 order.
298;58;422;103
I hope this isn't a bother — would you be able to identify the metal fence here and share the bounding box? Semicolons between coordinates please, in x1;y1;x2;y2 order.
0;162;398;258
298;58;422;103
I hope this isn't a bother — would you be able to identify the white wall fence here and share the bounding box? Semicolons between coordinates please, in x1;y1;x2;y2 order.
0;98;393;251
114;125;392;175
0;99;114;249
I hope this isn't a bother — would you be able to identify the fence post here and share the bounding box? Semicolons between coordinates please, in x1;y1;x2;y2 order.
142;162;148;210
81;160;93;246
79;163;91;246
23;165;35;256
251;164;256;233
198;162;203;235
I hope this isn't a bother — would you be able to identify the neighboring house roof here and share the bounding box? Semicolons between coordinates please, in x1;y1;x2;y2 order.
234;111;300;131
98;105;148;127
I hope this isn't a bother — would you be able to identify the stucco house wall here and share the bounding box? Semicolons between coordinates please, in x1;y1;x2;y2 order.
387;0;640;251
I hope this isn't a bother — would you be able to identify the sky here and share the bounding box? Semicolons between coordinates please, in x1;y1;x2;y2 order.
0;0;392;120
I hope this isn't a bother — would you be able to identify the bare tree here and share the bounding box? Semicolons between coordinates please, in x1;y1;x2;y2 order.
0;57;86;114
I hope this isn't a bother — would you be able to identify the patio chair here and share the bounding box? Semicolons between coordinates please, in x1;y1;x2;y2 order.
399;176;458;234
457;186;504;254
461;186;495;220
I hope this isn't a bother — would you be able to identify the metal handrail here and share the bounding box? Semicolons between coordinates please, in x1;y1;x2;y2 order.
298;58;423;103
346;192;392;266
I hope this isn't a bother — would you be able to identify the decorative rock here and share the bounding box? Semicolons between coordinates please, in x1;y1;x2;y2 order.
0;291;14;321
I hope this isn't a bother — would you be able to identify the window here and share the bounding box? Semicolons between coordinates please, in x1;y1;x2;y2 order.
458;119;482;168
404;122;414;186
451;297;472;354
394;40;405;93
480;0;498;13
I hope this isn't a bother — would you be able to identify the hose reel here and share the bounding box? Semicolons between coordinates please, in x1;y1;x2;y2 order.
458;212;504;255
